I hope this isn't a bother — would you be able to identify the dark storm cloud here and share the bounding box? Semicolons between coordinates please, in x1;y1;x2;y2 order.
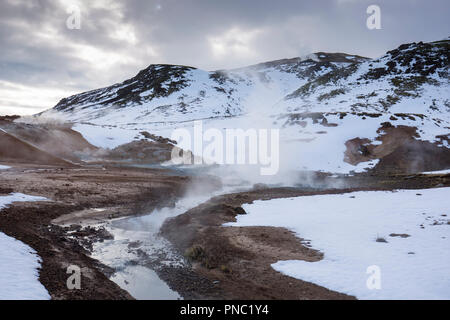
0;0;449;115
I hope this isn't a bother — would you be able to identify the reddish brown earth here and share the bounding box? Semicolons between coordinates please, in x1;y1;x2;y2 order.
1;122;97;163
344;124;450;174
0;116;96;164
0;130;72;166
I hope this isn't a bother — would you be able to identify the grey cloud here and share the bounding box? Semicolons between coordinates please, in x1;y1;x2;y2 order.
0;0;449;115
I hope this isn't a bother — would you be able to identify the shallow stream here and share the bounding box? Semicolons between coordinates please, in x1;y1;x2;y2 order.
90;164;254;299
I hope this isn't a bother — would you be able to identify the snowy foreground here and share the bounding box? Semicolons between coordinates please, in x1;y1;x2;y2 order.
225;187;450;299
0;193;50;300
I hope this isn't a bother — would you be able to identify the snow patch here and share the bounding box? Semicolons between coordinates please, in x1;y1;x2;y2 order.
225;188;450;299
0;193;48;211
421;169;450;175
0;193;50;300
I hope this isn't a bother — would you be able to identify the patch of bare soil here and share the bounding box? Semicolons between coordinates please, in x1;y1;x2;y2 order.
100;139;178;164
0;119;97;163
93;131;194;165
0;115;20;123
0;164;208;299
0;130;72;166
344;124;450;174
373;139;450;174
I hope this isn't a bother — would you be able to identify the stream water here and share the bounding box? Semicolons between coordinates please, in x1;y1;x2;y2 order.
91;193;213;299
90;164;255;300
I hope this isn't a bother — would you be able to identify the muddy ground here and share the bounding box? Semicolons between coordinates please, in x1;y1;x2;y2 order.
1;161;448;300
0;163;216;299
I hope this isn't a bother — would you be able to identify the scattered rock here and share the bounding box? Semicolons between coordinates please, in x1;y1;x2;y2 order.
389;233;411;238
376;236;388;243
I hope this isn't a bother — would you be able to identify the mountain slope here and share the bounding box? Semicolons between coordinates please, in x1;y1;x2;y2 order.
0;118;97;163
0;128;72;166
271;39;449;173
46;53;367;124
282;40;449;116
40;40;450;175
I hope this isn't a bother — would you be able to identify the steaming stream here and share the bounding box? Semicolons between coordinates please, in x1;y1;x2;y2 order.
90;166;254;300
90;193;212;299
88;158;318;299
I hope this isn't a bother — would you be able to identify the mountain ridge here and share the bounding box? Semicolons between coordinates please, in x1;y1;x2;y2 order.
50;52;368;116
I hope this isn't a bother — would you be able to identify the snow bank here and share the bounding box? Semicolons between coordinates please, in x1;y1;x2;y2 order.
0;233;51;300
0;165;10;170
421;169;450;175
0;193;50;300
225;187;450;299
72;123;140;149
0;193;47;210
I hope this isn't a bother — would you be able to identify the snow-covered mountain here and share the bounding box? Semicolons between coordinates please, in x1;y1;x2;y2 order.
50;52;367;123
40;39;450;175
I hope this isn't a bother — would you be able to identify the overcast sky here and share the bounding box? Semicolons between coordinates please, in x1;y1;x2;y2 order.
0;0;449;116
